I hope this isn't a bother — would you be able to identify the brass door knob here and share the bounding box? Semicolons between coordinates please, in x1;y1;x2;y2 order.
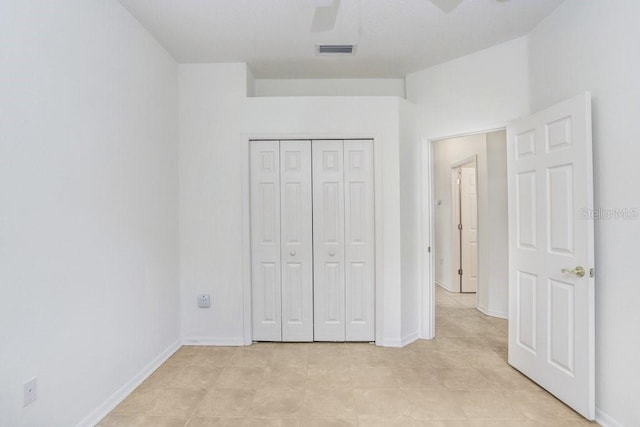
561;266;586;278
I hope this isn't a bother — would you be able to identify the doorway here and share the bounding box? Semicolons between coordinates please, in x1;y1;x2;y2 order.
429;129;509;325
421;94;595;420
452;158;478;293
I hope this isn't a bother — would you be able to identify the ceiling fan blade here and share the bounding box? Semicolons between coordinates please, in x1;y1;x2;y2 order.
428;0;464;13
309;0;333;6
311;0;341;33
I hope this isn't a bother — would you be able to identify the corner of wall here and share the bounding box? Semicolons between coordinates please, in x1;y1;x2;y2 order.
246;65;256;97
477;305;508;320
401;331;421;347
436;281;456;293
76;340;181;427
595;408;625;427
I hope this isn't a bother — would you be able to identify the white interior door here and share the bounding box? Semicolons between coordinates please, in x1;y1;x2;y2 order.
344;140;375;341
460;166;478;293
250;140;282;341
507;92;595;419
280;141;313;341
313;140;346;341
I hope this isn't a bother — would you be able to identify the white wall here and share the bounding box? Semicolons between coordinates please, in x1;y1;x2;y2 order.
528;1;640;425
179;63;247;345
179;63;419;346
246;66;256;97
0;1;179;426
404;36;530;332
485;130;508;318
399;99;422;342
406;37;530;138
254;79;406;98
406;38;528;325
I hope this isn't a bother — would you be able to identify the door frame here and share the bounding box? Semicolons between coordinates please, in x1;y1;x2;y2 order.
450;156;478;296
420;125;506;339
241;133;384;345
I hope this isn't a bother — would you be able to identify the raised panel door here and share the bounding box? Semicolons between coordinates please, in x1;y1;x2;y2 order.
312;140;346;341
250;141;282;341
280;140;313;342
344;140;375;341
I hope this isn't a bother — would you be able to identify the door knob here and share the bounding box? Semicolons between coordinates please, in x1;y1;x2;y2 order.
329;251;335;257
561;266;585;278
289;250;296;256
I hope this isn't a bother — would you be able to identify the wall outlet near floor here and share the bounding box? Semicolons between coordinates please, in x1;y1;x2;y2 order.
23;377;37;407
198;294;211;308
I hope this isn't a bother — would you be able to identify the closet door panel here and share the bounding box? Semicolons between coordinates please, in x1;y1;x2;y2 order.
250;141;282;341
344;140;375;341
280;141;313;341
313;140;346;341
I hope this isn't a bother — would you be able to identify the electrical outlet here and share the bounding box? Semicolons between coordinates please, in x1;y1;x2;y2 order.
198;294;210;308
23;377;37;407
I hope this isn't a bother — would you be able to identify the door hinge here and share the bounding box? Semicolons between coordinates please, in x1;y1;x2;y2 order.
458;268;463;276
458;223;463;230
457;178;461;185
427;246;431;253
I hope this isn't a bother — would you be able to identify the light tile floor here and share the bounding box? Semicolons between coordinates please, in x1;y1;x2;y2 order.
99;286;598;426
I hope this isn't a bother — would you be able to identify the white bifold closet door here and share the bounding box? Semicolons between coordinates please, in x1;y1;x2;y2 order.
313;140;375;342
280;141;313;341
250;140;313;342
250;141;281;341
251;139;374;342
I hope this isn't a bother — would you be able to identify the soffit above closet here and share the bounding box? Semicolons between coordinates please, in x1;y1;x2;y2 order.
118;0;564;79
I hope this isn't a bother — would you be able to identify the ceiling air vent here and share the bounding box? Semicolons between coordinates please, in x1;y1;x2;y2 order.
316;44;357;56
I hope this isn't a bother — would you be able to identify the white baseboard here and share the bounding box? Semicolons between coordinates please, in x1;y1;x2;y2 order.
435;280;457;293
181;336;247;346
380;337;403;348
420;323;435;340
420;331;435;340
76;339;181;427
595;408;624;427
477;304;508;319
381;331;421;348
401;331;420;347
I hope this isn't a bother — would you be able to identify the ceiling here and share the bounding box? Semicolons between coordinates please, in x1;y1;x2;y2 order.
119;0;564;79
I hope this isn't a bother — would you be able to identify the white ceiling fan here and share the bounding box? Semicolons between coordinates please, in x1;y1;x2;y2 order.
309;0;341;32
428;0;464;13
428;0;509;13
309;0;510;30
